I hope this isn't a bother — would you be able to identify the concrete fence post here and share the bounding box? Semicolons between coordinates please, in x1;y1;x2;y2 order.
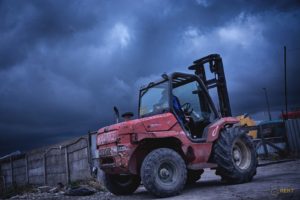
43;154;47;185
10;156;15;187
65;146;70;184
1;175;6;191
0;164;6;191
87;135;91;166
25;155;29;184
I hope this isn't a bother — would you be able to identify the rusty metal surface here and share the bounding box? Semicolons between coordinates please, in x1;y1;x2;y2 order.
96;112;240;174
285;119;300;156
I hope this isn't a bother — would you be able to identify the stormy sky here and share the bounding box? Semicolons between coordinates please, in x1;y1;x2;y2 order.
1;0;300;156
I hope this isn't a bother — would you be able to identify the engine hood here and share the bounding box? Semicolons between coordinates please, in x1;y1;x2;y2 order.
98;112;178;133
96;112;178;146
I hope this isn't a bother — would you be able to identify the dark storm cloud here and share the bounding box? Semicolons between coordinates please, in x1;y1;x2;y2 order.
1;0;300;156
0;1;99;69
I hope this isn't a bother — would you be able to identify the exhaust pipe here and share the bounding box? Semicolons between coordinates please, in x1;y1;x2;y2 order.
113;106;120;123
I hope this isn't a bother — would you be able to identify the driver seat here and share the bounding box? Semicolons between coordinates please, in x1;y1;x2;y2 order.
173;96;198;138
172;95;186;125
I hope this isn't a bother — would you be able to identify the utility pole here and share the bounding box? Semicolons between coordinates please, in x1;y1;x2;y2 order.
284;46;288;119
262;88;272;120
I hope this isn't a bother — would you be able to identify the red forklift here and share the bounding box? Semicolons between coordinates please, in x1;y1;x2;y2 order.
96;54;257;197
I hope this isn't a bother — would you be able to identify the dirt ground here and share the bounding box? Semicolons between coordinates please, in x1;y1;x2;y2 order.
8;160;300;200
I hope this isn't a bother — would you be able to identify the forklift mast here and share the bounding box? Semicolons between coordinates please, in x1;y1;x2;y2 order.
188;54;232;117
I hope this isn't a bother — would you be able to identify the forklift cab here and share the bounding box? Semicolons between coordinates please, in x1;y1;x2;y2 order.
139;54;231;141
139;72;219;141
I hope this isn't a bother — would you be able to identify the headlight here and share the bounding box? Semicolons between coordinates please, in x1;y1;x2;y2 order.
117;145;128;152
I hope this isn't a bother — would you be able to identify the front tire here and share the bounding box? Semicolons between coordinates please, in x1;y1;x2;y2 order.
104;174;140;195
141;148;187;197
213;127;257;184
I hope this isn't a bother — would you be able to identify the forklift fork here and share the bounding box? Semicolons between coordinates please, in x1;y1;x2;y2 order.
188;54;232;117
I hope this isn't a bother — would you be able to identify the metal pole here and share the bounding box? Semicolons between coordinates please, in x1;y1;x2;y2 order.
262;88;272;120
284;46;288;119
283;47;290;153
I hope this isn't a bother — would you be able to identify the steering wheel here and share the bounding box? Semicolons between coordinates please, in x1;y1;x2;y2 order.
181;102;193;115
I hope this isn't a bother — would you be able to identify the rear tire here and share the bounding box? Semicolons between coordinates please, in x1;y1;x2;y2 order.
104;174;140;195
141;148;187;197
213;127;257;184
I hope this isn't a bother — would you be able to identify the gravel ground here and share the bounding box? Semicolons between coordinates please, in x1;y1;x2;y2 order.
7;160;300;200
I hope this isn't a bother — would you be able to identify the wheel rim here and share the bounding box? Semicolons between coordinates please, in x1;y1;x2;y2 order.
232;139;251;170
157;162;177;185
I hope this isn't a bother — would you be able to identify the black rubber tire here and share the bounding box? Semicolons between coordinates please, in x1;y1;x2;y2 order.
186;169;204;184
104;173;140;195
213;127;257;184
141;148;187;197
